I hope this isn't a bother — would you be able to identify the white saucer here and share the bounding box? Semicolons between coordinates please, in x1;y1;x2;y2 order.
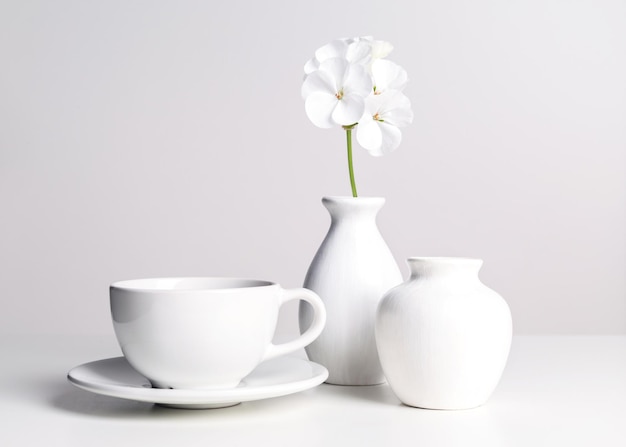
67;356;328;409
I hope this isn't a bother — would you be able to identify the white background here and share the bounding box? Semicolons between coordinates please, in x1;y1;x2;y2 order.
1;0;625;336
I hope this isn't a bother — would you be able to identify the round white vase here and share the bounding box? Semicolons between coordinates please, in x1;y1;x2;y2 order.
299;197;402;385
375;257;512;409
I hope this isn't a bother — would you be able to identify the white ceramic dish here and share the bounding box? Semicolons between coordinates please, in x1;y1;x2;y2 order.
67;356;328;409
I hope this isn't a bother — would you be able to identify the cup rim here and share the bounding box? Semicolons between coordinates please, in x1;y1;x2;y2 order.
110;277;277;292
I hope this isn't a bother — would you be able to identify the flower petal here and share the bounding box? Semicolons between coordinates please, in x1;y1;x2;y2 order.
343;63;373;97
385;105;414;127
372;59;407;93
357;120;402;156
315;40;348;64
370;40;394;60
379;90;413;127
305;92;338;128
377;122;403;155
346;39;372;66
317;58;349;89
331;93;364;126
302;69;337;99
304;57;319;75
356;118;383;154
363;91;386;115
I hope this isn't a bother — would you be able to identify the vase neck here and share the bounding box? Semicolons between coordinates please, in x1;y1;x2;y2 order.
407;257;483;280
322;196;385;223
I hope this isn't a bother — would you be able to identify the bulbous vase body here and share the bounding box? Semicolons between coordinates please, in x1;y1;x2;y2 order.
299;197;402;385
375;257;512;409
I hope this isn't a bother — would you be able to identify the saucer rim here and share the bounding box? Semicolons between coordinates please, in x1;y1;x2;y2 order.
67;356;328;406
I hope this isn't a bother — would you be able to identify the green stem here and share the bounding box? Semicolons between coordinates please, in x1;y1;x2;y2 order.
344;126;358;197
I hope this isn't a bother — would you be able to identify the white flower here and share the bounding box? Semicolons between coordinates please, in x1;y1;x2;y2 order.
301;37;414;196
356;90;413;156
301;57;373;128
302;37;413;156
371;59;408;94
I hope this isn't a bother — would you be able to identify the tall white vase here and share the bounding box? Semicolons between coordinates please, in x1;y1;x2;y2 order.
375;257;512;409
299;196;402;385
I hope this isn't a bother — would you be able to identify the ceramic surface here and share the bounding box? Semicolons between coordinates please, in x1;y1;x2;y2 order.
111;277;326;389
376;257;512;409
67;356;328;409
300;197;402;385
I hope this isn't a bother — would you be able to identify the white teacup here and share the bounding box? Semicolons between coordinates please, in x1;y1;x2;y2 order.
110;277;326;390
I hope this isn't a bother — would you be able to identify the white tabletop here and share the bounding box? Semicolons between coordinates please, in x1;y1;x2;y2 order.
1;335;624;447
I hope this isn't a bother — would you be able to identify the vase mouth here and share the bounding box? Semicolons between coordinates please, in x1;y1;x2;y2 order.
322;196;385;204
321;196;386;215
407;257;484;276
407;256;483;264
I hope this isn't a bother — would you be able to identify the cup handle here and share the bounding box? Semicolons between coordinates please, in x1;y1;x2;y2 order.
262;288;326;362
